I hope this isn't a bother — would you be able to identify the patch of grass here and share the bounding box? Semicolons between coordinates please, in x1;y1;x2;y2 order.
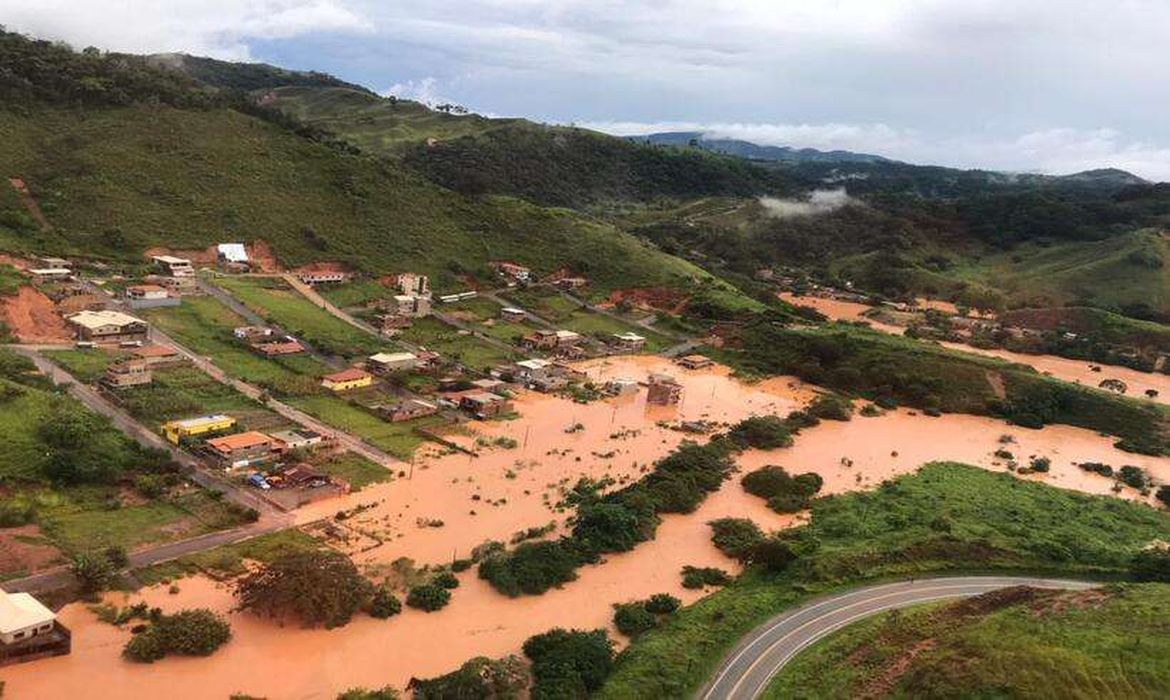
764;583;1170;699
597;462;1170;699
141;297;325;396
118;365;292;433
135;528;323;584
43;348;120;382
399;317;515;370
213;276;389;358
314;453;392;491
287;395;446;459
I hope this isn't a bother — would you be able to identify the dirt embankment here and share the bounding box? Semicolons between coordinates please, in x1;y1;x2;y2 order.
603;287;690;314
143;240;281;272
143;245;218;265
293;261;349;274
247;240;280;273
2;285;71;342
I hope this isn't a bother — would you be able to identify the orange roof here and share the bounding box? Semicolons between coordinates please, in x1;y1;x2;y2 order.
323;368;372;383
133;344;178;357
206;431;272;452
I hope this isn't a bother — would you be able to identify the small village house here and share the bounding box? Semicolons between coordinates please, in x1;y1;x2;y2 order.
163;414;237;445
610;332;646;352
500;307;527;322
377;398;439;423
216;243;250;272
132;344;184;366
0;589;68;667
269;429;325;453
470;377;507;393
144;273;196;294
205;431;276;468
321;368;374;392
367;351;420;374
275;463;330;489
66;310;148;344
151;255;195;277
646;373;683;405
253;339;305;357
605;377;640;396
36;256;71;269
521;329;581;351
102;358;152;389
125;284;180;309
676;354;714;370
460;392;512;419
390;294;432;318
28;268;72;283
396;273;430;297
553;276;588;290
513;358;553;383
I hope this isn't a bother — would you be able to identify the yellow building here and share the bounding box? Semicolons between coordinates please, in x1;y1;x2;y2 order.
162;414;237;445
321;368;374;392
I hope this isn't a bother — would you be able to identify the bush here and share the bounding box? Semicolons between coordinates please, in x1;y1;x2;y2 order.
235;550;372;628
808;394;853;421
613;603;657;638
336;688;399;700
709;518;764;562
1118;465;1149;489
1079;462;1113;477
406;583;451;612
124;609;231;662
478;539;583;597
0;499;35;527
523;628;614;699
680;565;730;589
1157;485;1170;508
572;501;646;553
644;593;681;614
367;587;401;619
105;545;130;569
411;656;528;699
1131;549;1170;582
432;571;460;589
727;415;793;450
741;466;824;513
1028;457;1051;473
750;536;799;572
72;552;116;594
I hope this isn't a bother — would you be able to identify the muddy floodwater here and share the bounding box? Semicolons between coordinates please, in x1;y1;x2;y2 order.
778;292;1170;406
5;357;1168;699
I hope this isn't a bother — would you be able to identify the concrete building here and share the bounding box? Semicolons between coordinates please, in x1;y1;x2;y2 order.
151;255;195;277
145;273;197;294
321;368;374;392
206;431;275;468
500;307;527;322
646;373;683;405
28;268;71;283
377;398;439;422
126;284;180;309
605;378;640;396
216;243;249;270
36;256;71;269
163;414;237;445
610;332;646;352
298;270;349;285
102;358;153;389
0;589;68;667
396;273;430;297
269;429;324;453
132;344;184;366
460;392;512;419
676;354;714;370
66;310;148;344
390;294;432;318
368;351;420;374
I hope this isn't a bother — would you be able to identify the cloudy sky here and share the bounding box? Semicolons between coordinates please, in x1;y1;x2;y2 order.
4;0;1169;179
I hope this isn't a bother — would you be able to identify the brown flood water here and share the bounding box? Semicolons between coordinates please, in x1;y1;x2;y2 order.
778;292;1170;406
4;357;1167;699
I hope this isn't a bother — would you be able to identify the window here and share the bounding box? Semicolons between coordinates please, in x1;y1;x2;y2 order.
13;631;24;639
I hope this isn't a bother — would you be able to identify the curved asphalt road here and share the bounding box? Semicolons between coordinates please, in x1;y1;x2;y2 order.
701;576;1096;700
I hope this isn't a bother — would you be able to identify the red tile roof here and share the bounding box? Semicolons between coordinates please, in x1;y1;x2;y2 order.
322;368;373;383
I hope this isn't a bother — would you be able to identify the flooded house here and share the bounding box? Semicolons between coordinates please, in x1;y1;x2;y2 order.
646;372;683;405
0;589;69;667
676;354;714;370
610;331;646;352
460;392;512;419
377;398;440;423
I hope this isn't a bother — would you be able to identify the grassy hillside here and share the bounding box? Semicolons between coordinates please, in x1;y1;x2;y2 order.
597;462;1170;698
0;104;720;295
765;583;1170;699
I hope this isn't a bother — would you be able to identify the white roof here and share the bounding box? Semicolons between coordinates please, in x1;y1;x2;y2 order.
501;307;525;314
614;331;646;341
370;352;418;364
152;255;191;265
171;414;232;429
555;330;581;339
217;243;249;263
67;309;143;330
393;295;415;302
609;377;639;385
29;268;71;275
516;359;551;370
0;590;55;635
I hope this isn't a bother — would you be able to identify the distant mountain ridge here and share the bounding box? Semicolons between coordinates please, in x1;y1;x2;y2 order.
626;131;890;164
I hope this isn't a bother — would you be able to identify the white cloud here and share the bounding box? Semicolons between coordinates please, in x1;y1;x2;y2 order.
759;189;858;218
0;0;372;59
382;77;450;107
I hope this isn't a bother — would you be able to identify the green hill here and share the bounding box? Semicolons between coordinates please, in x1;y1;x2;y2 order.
765;583;1170;699
0;30;733;297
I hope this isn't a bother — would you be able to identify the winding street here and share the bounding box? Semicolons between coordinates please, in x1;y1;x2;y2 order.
700;576;1096;700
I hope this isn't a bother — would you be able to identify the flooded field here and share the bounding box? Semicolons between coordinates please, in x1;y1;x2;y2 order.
5;356;1168;699
779;292;1170;406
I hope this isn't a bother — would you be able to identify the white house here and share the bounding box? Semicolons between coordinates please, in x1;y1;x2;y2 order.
0;590;55;646
368;351;420;373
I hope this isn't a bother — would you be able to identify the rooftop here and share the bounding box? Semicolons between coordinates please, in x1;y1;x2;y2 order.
516;358;551;370
152;255;192;265
167;414;233;430
217;243;249;263
0;590;55;635
66;309;143;330
613;331;646;341
369;351;418;364
206;431;272;452
323;368;373;383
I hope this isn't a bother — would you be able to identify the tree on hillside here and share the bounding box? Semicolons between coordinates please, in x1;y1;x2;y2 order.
235;550;372;628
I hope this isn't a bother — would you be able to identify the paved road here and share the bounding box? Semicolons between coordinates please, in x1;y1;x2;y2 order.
701;576;1096;700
